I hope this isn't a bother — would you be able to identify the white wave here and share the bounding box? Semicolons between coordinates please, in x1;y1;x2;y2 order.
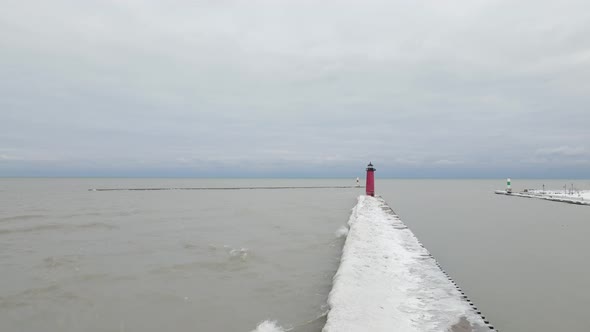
225;246;249;260
229;248;248;259
250;320;286;332
334;226;349;238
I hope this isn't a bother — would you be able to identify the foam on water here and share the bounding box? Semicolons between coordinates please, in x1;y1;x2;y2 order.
250;320;287;332
250;306;329;331
334;226;349;238
224;245;250;260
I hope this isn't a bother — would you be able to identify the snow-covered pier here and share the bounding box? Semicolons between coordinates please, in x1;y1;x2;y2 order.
323;195;494;332
495;190;590;206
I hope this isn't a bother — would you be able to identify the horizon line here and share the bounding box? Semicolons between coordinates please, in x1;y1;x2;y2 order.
2;176;590;180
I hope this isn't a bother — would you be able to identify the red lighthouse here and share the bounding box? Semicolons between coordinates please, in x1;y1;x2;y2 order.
366;162;375;196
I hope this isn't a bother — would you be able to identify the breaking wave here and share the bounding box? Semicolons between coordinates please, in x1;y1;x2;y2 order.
335;226;349;238
250;320;286;332
224;245;249;260
250;308;329;332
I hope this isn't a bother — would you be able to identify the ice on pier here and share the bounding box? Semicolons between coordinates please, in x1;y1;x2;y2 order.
496;189;590;205
323;196;490;332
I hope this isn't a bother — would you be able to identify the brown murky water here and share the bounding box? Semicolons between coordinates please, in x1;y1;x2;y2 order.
1;178;589;331
0;178;357;332
379;179;590;332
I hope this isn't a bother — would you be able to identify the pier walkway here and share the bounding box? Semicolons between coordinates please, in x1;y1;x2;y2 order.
323;196;495;332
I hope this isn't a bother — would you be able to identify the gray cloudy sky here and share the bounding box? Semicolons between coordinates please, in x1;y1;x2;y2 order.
1;0;589;177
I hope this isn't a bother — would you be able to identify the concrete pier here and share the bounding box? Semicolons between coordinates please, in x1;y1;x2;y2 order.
323;196;495;332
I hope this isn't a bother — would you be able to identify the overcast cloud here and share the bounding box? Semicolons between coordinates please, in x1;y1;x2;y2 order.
1;0;589;177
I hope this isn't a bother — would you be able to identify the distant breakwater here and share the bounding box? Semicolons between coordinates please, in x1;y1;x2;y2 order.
495;190;590;206
89;186;363;192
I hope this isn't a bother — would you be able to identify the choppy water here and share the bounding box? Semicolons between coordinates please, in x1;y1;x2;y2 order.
1;178;590;332
0;178;357;332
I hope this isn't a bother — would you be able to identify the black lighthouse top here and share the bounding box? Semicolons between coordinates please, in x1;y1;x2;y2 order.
366;162;376;171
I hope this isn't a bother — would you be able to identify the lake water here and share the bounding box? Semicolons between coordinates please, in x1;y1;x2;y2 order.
1;178;590;331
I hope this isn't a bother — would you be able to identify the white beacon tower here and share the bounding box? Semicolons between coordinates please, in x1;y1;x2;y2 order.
506;178;512;193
